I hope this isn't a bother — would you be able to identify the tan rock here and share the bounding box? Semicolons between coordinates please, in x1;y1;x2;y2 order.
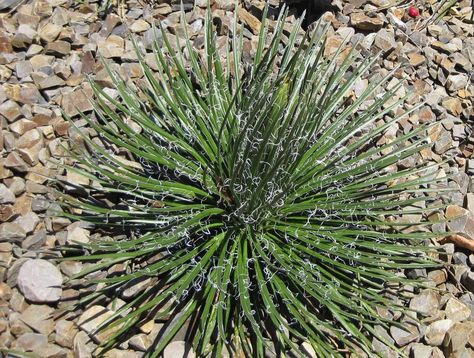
77;305;122;343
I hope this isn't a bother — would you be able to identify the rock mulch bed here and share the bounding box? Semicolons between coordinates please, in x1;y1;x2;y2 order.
0;0;473;357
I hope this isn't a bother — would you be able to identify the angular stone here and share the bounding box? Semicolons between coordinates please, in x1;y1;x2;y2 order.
45;40;71;56
374;29;396;53
163;341;196;358
97;35;124;58
446;205;474;239
390;324;419;347
443;322;474;357
14;332;48;352
17;259;63;303
0;222;26;242
425;319;454;346
407;52;425;67
55;319;78;348
14;212;40;234
0;100;22;122
67;226;90;244
128;333;151;351
445;298;471;323
442;97;462;116
409;290;440;316
350;13;384;31
130;19;150;33
20;305;55;335
39;23;62;43
77;305;122;343
0;183;15;204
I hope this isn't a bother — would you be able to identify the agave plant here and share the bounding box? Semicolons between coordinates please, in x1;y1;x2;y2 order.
59;6;446;358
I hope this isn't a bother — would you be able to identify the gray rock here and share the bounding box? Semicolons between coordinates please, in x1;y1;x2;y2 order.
447;74;468;92
14;332;48;352
409;290;440;316
374;29;396;53
0;0;23;10
0;222;26;242
17;259;63;303
410;343;433;358
390;324;419;347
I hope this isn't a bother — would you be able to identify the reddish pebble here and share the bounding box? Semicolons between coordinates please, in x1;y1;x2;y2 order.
408;6;420;18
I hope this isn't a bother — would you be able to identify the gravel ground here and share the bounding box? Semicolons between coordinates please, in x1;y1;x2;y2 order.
0;0;473;357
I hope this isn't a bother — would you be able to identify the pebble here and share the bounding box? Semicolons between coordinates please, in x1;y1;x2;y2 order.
17;259;63;303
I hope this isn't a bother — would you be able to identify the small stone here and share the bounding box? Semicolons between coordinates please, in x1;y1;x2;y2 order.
55;320;78;348
0;100;22;122
408;52;426;67
67;225;90;244
17;259;63;303
445;298;471;323
0;184;15;204
350;13;384;31
0;222;26;242
0;282;12;300
14;212;40;234
300;342;317;358
442;97;462;116
163;341;196;358
446;74;468;92
20;305;55;335
374;29;396;53
39;23;62;43
14;332;48;352
45;40;71;56
130;19;150;33
446;205;474;239
410;343;433;358
77;305;122;343
128;333;151;351
425;319;453;346
409;290;440;316
98;35;125;58
390;324;419;347
443;322;474;357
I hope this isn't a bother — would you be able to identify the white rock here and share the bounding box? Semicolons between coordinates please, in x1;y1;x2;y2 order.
17;259;63;303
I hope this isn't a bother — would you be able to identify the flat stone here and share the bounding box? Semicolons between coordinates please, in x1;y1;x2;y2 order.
443;322;474;357
390;324;419;347
61;87;94;117
408;52;426;67
55;319;78;348
350;13;384;31
441;97;462;116
77;305;122;343
20;304;55;335
67;226;90;244
0;222;26;242
97;35;124;58
14;332;48;352
425;319;454;346
409;290;440;316
14;212;40;234
0;184;15;204
17;259;63;303
45;40;71;56
128;333;151;351
410;343;433;358
374;29;396;53
445;298;471;322
130;19;150;33
446;205;474;239
39;23;62;43
163;341;196;358
0;100;22;122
